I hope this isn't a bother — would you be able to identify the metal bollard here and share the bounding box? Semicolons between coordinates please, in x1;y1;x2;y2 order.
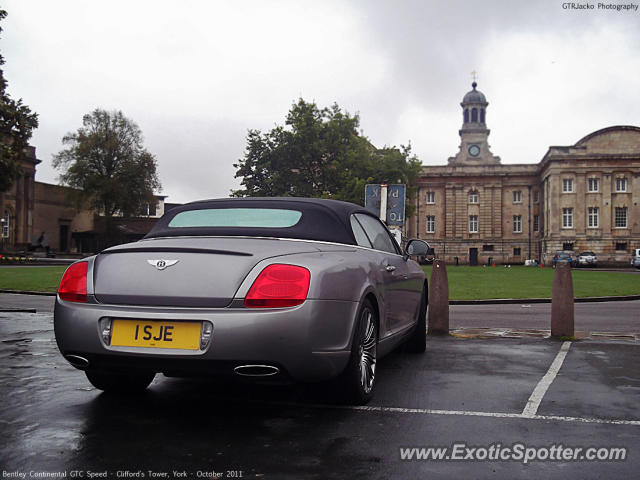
551;262;575;338
428;259;449;335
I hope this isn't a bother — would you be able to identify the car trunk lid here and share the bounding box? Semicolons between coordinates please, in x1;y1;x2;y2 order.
93;237;322;307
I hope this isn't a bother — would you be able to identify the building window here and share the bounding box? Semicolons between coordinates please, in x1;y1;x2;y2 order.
533;190;540;203
480;109;485;123
469;215;478;233
587;177;599;193
139;203;157;217
562;208;573;228
614;207;628;228
587;207;599;228
1;211;9;238
464;109;469;123
562;178;574;193
482;245;494;252
471;108;478;122
563;242;574;251
425;191;435;204
513;190;522;203
513;215;522;233
513;247;521;256
468;191;478;204
533;215;539;232
615;177;627;192
426;216;435;233
616;242;627;251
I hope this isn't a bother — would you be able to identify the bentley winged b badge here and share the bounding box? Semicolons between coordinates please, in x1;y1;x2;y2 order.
147;259;179;271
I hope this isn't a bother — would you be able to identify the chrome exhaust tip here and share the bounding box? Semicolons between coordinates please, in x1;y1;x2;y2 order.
234;365;280;377
65;354;90;368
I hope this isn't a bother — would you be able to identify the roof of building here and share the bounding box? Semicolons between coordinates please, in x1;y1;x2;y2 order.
540;125;640;166
462;82;487;104
575;125;640;147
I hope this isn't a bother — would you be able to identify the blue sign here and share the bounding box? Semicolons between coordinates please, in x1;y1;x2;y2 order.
364;184;406;226
364;184;382;216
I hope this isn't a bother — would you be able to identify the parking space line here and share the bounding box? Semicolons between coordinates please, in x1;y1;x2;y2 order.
281;403;640;426
522;341;571;418
533;414;640;426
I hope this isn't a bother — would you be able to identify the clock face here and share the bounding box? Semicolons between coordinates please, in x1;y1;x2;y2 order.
468;145;481;157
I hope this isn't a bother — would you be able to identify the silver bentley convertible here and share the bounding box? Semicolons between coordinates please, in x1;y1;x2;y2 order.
54;197;431;404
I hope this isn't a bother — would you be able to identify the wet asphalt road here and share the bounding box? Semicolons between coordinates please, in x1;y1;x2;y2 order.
2;293;638;333
0;293;53;312
450;300;640;333
0;297;639;479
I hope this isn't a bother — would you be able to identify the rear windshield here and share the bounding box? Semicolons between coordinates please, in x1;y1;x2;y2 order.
168;208;302;228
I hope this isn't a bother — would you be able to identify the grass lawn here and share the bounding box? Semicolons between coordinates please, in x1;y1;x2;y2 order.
0;264;638;301
422;265;640;300
0;266;67;293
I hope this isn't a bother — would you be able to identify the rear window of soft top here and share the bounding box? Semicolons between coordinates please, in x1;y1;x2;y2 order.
168;208;303;228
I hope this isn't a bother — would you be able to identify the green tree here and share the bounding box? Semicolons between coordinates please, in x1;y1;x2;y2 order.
0;8;39;193
233;99;422;215
53;109;161;221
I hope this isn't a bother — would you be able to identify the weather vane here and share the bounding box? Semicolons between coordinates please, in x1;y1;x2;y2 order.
471;70;477;83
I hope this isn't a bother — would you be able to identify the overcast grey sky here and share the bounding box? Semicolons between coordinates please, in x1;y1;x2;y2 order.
3;0;639;204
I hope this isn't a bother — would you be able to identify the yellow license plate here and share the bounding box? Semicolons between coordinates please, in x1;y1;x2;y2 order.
111;319;201;350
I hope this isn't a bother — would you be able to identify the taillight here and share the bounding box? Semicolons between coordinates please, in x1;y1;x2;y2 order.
245;264;310;308
58;261;88;303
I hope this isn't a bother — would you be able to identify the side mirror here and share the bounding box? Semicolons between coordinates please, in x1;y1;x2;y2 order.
404;239;432;260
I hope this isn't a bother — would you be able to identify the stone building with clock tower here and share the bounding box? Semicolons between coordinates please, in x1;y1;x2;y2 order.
407;82;640;266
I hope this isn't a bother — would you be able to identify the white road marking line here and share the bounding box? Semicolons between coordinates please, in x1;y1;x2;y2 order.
344;405;524;419
533;414;640;426
280;403;640;426
522;341;571;418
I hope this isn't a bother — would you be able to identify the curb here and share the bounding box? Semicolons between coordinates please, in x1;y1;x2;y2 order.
450;295;640;305
0;290;56;296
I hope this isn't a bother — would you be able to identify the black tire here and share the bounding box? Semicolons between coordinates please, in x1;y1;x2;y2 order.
85;369;155;393
337;299;378;405
405;287;427;353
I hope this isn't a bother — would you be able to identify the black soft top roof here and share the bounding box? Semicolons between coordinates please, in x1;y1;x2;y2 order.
144;197;374;245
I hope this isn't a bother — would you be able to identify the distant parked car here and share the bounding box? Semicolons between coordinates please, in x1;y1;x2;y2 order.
577;251;598;268
552;251;577;267
632;248;640;269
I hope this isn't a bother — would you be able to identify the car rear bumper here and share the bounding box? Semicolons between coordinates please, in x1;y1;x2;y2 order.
578;259;597;266
54;297;358;382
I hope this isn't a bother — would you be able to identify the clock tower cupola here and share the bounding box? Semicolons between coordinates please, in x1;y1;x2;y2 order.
448;80;501;165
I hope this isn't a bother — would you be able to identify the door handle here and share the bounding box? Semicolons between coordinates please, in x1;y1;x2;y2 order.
385;265;396;272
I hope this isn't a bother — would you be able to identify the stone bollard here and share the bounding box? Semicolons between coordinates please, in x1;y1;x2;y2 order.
551;262;575;338
428;259;449;335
